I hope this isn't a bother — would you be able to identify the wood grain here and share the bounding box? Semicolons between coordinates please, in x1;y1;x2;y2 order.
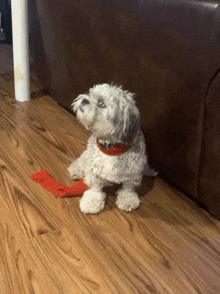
0;71;220;293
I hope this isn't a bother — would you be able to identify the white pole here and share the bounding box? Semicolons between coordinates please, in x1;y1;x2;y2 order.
11;0;30;102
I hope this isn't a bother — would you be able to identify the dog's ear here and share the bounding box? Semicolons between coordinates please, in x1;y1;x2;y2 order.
111;93;140;144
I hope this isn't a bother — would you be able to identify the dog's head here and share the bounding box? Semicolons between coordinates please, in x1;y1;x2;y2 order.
72;84;140;143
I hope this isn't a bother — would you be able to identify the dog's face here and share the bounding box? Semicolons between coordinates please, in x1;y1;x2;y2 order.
72;84;140;143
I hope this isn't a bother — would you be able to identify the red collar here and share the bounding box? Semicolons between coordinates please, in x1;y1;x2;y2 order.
97;141;132;156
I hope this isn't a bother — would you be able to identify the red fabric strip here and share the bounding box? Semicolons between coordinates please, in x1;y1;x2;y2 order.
31;170;88;197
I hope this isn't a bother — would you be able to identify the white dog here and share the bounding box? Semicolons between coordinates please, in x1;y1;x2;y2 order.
68;84;157;214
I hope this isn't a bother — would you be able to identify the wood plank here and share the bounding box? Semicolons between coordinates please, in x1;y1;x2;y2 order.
0;205;62;294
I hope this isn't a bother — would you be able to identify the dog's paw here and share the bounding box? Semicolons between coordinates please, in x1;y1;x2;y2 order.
71;174;82;180
67;162;82;180
116;190;140;212
80;189;106;214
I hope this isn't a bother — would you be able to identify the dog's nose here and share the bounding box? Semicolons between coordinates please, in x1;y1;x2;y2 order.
81;98;90;105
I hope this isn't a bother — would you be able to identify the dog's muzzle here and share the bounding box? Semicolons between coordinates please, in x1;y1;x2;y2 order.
82;98;90;105
79;98;90;112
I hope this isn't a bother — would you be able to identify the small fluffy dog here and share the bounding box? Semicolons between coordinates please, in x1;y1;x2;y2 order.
68;84;157;214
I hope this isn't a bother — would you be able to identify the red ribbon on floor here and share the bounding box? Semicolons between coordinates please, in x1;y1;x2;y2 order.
31;170;88;197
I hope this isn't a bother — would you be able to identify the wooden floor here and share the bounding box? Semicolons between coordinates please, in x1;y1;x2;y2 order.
0;71;220;294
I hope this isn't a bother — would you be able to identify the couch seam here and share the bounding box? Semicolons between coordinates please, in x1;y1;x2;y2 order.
195;67;220;198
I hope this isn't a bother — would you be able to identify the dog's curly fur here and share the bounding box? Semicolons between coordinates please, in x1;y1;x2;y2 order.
68;84;157;214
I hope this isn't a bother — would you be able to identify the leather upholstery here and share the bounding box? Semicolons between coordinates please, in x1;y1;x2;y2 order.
198;72;220;219
30;0;220;219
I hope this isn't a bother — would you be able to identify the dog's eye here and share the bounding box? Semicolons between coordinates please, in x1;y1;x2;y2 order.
98;100;106;108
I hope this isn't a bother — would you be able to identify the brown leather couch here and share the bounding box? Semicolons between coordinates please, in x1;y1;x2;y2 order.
30;0;220;219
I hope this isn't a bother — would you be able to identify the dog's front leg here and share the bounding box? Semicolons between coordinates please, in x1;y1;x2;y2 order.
68;150;88;180
116;181;140;212
80;176;106;214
